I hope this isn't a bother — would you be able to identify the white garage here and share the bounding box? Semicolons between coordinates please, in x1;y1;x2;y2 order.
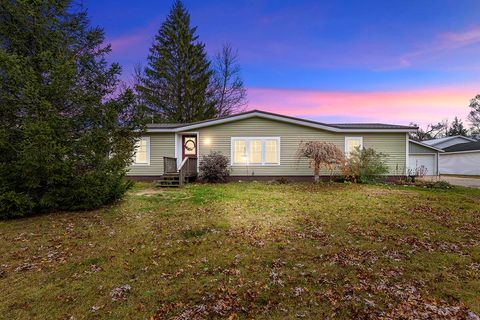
409;154;437;176
408;140;442;176
440;141;480;175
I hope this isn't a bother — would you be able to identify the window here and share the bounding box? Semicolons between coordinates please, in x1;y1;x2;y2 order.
133;137;150;165
345;137;363;157
231;137;280;165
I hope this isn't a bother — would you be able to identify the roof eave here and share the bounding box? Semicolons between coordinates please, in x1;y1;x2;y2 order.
145;111;416;133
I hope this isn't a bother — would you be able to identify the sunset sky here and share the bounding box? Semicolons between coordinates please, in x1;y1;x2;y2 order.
84;0;480;127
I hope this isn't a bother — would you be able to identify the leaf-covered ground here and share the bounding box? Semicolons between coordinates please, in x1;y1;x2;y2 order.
1;182;480;319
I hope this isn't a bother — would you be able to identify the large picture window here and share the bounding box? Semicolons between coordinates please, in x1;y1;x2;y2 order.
133;137;150;165
231;137;280;165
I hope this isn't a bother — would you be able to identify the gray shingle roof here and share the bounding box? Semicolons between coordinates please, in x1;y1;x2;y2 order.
144;110;417;131
443;141;480;152
330;123;416;130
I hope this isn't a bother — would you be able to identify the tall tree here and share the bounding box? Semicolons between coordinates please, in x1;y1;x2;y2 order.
447;117;468;136
136;1;215;123
0;0;143;218
212;43;247;116
468;94;480;135
409;121;447;141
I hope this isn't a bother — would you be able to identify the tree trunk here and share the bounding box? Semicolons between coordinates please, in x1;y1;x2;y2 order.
314;164;320;183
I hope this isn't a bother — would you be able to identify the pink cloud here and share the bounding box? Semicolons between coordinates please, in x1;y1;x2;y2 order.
398;26;480;68
246;86;478;127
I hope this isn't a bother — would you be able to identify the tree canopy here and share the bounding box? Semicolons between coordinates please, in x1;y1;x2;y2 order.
136;1;216;123
0;0;143;218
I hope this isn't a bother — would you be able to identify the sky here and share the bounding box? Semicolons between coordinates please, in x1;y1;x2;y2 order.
83;0;480;127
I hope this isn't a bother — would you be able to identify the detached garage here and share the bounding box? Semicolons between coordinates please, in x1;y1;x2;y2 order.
440;142;480;176
408;140;443;176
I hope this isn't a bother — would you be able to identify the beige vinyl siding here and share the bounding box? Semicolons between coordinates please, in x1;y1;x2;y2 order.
126;133;175;176
196;117;406;176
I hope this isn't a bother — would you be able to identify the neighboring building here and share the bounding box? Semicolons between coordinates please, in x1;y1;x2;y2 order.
422;135;476;149
408;140;444;176
127;110;416;182
440;141;480;176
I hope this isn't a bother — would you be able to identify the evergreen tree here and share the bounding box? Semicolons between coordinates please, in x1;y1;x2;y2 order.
0;0;143;218
447;117;468;137
136;1;215;123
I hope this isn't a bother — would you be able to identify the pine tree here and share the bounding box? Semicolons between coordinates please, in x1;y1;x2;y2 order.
0;0;143;218
136;0;215;123
447;117;468;137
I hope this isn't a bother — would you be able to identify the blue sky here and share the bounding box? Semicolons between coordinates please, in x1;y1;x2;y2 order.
84;0;480;125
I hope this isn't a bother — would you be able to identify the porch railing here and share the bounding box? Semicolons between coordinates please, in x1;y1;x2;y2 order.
178;157;198;186
163;156;198;186
163;157;177;174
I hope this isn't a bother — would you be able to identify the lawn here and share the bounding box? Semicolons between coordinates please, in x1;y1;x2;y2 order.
1;182;479;319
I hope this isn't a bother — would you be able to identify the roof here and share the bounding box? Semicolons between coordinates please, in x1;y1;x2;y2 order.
408;139;445;152
422;135;476;146
331;123;415;130
146;110;418;133
443;141;480;153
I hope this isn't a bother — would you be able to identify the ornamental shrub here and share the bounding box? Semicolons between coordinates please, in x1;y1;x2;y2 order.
342;147;389;183
199;151;230;183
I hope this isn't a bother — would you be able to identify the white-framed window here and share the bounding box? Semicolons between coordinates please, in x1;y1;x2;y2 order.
345;136;363;157
231;137;280;165
132;136;150;165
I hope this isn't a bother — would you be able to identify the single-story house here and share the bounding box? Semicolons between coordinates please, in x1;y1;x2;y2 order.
407;140;444;176
440;141;480;175
127;110;417;183
422;135;476;149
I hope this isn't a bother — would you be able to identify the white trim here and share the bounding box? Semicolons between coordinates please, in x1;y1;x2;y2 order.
423;135;476;146
442;149;480;155
408;139;445;152
175;131;200;171
344;136;363;158
146;112;417;133
405;134;409;176
131;136;150;166
409;152;439;155
230;137;281;166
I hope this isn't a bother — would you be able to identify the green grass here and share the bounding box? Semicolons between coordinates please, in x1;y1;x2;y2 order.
1;182;479;319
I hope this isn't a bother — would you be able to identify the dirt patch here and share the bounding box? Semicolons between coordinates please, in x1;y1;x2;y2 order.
132;188;165;196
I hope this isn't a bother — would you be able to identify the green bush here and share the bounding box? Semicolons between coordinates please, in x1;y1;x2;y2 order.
342;147;389;183
0;192;35;219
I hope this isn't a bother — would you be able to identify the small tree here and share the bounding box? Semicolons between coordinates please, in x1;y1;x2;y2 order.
296;141;345;182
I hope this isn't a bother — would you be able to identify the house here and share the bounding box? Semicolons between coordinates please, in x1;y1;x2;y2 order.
422;135;476;149
407;140;444;176
440;141;480;175
127;110;417;184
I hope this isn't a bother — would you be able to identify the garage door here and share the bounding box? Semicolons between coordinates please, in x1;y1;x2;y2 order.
409;154;436;176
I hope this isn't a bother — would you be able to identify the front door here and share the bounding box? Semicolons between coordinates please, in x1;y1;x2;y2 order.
182;135;197;160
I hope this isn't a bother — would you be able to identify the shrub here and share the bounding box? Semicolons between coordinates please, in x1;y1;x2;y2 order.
342;147;389;183
0;192;35;219
199;151;230;183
